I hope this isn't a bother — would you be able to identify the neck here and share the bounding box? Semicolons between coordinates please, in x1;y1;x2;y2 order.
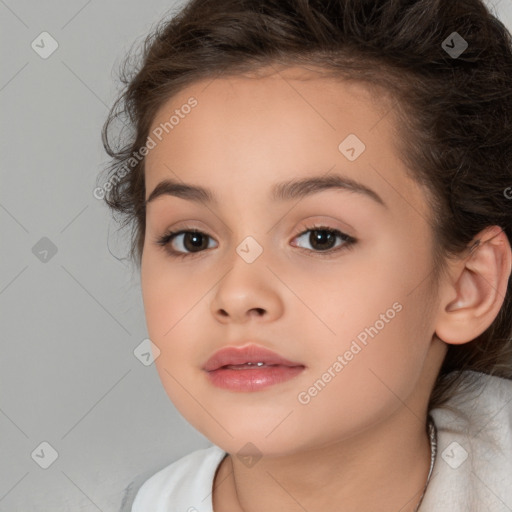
214;408;433;512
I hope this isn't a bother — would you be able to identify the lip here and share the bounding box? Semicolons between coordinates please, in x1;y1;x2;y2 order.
203;344;303;371
203;343;305;392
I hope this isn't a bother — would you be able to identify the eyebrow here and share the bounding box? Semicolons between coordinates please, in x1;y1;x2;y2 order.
145;173;387;208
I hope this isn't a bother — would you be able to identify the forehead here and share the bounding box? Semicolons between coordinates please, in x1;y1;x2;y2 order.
144;66;430;223
148;65;394;138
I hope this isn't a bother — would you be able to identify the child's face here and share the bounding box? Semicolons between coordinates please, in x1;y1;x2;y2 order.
141;66;446;455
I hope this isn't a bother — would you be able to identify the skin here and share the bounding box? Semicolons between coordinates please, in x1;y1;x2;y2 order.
140;65;512;512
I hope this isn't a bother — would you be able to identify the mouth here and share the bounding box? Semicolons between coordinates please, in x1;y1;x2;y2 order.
203;344;305;392
218;362;284;370
203;344;304;371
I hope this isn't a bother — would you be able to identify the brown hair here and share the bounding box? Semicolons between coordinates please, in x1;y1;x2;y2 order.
99;0;512;412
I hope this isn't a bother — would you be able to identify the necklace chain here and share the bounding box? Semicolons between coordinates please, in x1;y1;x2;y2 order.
413;414;438;512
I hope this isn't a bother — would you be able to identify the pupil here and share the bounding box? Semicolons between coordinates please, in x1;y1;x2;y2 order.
184;232;208;252
311;230;335;251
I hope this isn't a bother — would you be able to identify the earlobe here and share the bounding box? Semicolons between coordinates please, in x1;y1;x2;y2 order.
435;226;512;346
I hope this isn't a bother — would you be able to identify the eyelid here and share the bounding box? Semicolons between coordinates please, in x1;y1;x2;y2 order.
290;215;356;242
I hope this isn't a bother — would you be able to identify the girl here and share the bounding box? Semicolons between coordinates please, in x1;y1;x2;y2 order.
100;0;512;510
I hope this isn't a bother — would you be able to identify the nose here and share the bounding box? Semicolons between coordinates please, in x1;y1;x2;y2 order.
209;258;284;325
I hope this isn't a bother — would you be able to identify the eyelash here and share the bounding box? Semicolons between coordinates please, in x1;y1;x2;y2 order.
154;224;357;260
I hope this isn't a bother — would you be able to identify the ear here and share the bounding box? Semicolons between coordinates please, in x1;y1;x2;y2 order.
435;225;512;345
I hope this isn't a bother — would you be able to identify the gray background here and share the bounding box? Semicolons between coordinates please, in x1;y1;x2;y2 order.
1;1;511;511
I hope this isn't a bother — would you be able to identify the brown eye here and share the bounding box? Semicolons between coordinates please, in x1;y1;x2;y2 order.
293;226;355;253
155;225;356;260
156;229;217;257
179;232;210;252
307;229;337;251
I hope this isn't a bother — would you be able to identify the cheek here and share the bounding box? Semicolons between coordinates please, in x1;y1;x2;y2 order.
294;302;431;448
141;265;202;413
298;242;432;408
282;240;411;335
141;252;207;339
140;254;213;381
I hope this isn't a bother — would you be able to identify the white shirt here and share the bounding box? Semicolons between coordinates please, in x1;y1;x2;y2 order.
130;371;512;511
